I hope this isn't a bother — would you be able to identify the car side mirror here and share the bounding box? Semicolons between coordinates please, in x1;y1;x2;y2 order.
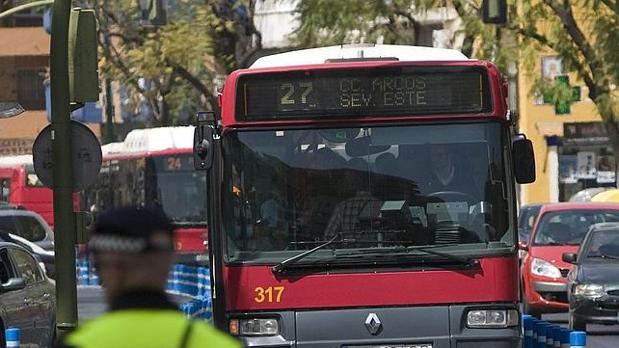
562;252;577;264
0;277;26;292
518;240;528;251
513;136;535;184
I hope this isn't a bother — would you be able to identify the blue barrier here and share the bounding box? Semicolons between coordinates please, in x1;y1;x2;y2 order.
523;316;587;348
523;315;534;347
6;327;20;348
76;256;214;322
560;328;570;347
550;325;562;347
570;331;585;348
551;326;561;348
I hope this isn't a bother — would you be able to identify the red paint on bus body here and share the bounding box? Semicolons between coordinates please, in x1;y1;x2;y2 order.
223;256;518;311
0;165;79;229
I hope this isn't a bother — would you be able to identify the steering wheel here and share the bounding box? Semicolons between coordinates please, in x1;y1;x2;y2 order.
426;191;490;242
426;191;476;204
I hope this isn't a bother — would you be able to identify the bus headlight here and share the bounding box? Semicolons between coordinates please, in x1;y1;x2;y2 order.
531;258;561;278
466;309;519;328
573;284;604;298
229;318;279;336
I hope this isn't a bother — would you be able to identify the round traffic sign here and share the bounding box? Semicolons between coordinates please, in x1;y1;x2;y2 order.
32;120;102;192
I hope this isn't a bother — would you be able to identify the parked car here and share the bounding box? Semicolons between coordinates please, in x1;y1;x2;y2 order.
0;206;54;251
563;222;619;331
0;231;55;278
520;202;619;318
0;242;56;347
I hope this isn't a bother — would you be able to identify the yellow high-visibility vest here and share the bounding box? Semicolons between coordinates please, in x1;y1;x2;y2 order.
63;310;241;348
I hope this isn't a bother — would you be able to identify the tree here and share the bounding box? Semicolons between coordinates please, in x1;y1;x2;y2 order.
292;1;619;165
511;1;619;165
95;0;263;127
95;0;213;126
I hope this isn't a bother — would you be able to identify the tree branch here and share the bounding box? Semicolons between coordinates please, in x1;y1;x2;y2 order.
598;0;619;14
168;60;213;99
97;33;160;116
543;0;603;79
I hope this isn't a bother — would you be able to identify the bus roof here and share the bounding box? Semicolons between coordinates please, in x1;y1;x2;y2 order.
103;126;195;156
250;44;470;69
0;155;32;167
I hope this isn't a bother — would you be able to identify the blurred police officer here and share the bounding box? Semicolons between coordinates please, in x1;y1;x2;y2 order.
56;206;240;348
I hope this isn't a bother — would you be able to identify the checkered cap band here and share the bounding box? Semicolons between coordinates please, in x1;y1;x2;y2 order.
88;235;148;254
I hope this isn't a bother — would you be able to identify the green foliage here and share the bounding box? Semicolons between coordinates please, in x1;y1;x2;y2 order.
292;1;618;123
513;1;618;123
96;0;261;125
291;0;517;71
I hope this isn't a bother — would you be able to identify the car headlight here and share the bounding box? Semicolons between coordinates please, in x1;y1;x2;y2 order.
573;284;604;298
467;309;519;328
531;258;562;278
229;318;279;336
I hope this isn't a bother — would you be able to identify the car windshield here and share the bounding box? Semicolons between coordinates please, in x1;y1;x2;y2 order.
583;230;619;260
518;205;541;242
533;211;619;246
222;122;513;263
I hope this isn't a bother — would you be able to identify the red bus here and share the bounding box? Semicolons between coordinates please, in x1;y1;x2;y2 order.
84;126;208;260
194;44;536;346
0;155;55;227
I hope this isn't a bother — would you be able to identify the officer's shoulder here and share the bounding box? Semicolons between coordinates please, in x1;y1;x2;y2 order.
190;321;243;347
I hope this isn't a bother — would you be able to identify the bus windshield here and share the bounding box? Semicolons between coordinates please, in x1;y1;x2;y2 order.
149;155;207;224
223;122;512;263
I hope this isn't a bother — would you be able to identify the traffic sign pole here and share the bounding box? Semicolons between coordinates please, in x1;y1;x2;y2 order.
50;0;78;337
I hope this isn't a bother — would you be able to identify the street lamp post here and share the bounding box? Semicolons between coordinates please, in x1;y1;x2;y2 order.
50;0;78;337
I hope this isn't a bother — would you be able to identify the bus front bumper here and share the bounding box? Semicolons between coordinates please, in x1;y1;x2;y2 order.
232;303;522;348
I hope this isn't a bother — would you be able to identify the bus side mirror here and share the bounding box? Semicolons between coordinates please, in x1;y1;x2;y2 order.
513;136;535;184
193;112;216;171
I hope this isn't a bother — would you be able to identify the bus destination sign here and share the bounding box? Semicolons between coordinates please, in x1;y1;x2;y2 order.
236;67;491;120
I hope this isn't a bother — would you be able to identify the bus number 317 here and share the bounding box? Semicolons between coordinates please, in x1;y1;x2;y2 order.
254;286;285;303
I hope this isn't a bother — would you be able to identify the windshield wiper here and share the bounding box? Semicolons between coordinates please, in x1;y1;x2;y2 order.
272;234;342;274
336;244;479;266
598;254;619;261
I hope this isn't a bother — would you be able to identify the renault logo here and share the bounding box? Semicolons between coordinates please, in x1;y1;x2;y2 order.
364;313;382;335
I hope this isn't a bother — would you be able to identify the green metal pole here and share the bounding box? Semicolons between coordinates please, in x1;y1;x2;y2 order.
0;0;54;20
50;0;77;337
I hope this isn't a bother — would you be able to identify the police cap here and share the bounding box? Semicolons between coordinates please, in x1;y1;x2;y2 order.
88;206;175;255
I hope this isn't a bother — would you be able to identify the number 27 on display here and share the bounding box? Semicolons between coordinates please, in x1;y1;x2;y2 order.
280;82;313;106
254;286;285;303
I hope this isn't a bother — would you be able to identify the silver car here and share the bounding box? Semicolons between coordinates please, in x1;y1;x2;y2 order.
0;208;54;251
0;242;56;347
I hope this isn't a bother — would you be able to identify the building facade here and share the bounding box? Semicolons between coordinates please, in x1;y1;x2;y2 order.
517;56;611;205
0;24;101;156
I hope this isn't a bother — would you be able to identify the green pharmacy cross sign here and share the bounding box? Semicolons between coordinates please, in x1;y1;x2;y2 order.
543;75;581;115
